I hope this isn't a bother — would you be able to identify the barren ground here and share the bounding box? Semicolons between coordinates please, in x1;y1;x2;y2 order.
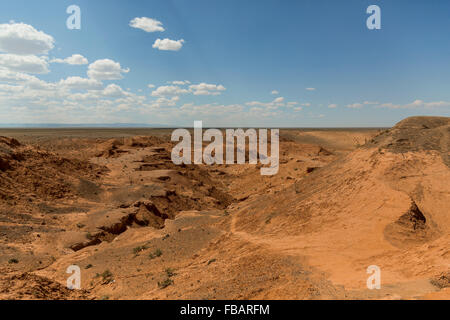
0;118;448;300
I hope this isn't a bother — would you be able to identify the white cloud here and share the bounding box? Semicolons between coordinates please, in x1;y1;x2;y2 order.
344;99;450;110
0;54;49;74
179;103;243;116
245;101;263;107
154;96;180;107
103;84;130;97
51;54;88;65
273;97;284;103
378;99;450;109
148;84;155;88
151;85;189;97
87;59;129;80
59;76;102;90
171;80;190;85
189;83;226;96
0;22;54;55
346;103;363;109
249;106;263;112
271;90;279;95
129;17;165;33
305;87;316;91
245;97;286;110
153;38;185;51
328;104;338;109
0;67;36;82
247;105;279;118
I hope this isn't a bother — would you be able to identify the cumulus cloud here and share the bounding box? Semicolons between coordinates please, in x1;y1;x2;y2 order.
151;85;189;97
179;103;243;116
328;104;338;109
189;83;226;96
0;67;36;82
154;96;180;107
305;87;316;91
345;99;450;110
129;17;165;33
0;22;54;55
87;59;129;80
346;103;363;109
271;90;279;95
51;54;88;65
59;76;102;90
273;97;284;103
378;99;450;109
247;105;279;117
147;84;155;88
245;97;286;110
152;38;185;51
171;80;190;85
103;84;130;97
0;54;49;74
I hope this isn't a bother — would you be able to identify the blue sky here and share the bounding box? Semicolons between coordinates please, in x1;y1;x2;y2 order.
0;0;449;127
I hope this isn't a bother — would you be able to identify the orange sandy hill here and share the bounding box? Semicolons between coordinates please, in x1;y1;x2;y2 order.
0;118;448;300
0;136;105;205
231;116;449;297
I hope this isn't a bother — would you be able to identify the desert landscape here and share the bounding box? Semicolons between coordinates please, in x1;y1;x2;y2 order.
0;116;448;300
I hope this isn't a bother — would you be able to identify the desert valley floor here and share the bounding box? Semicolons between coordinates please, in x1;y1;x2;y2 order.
0;116;448;300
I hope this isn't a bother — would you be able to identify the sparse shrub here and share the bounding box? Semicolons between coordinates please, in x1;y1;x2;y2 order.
165;268;176;277
149;249;162;259
8;258;19;264
430;273;450;289
100;270;114;284
85;264;93;269
133;245;148;254
158;278;174;289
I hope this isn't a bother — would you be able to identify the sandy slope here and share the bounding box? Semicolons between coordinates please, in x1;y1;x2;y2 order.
231;117;449;298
